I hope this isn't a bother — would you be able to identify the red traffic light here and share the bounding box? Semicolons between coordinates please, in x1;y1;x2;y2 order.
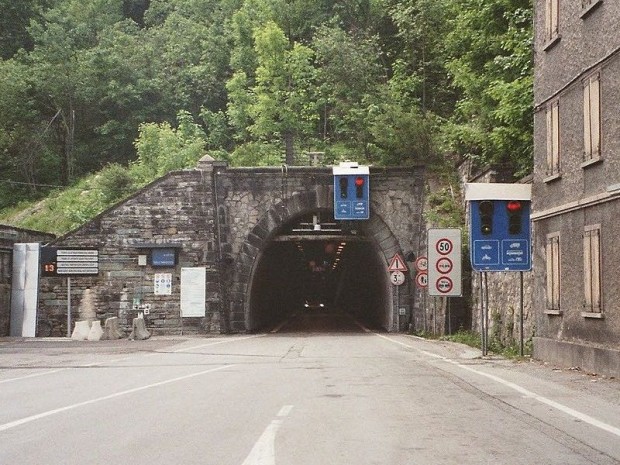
506;200;522;213
355;176;365;187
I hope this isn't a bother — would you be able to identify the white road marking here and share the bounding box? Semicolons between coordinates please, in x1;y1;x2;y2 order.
242;406;293;465
0;364;235;432
163;335;265;353
375;333;620;438
0;335;261;383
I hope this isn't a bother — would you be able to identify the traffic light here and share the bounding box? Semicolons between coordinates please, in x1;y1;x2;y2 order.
506;200;523;235
339;177;349;199
333;163;370;220
479;200;494;235
355;176;365;199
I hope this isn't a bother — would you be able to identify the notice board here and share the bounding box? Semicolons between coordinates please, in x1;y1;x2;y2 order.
181;267;206;317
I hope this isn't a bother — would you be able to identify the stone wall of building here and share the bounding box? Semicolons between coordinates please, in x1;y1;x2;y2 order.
37;159;426;336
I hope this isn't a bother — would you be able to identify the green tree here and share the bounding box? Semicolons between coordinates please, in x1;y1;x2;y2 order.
441;0;533;177
313;25;386;160
132;110;207;183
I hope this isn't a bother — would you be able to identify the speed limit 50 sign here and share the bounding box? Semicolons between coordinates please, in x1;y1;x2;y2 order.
427;228;462;296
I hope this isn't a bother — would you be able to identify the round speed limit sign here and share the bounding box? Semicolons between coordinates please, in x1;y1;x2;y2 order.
436;238;453;255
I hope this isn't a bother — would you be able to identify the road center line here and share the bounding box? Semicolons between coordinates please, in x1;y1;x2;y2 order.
241;406;293;465
0;364;235;432
375;333;620;438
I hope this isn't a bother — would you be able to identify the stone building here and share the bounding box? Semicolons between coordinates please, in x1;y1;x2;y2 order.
0;225;55;336
532;0;620;375
37;157;428;336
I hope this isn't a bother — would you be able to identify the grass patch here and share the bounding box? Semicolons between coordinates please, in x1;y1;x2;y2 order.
413;329;533;359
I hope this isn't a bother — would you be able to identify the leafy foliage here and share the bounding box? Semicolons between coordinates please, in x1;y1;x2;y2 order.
0;0;534;232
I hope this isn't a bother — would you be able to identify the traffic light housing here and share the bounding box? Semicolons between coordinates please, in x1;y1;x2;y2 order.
333;163;370;220
506;200;523;235
355;176;365;199
339;177;349;199
479;200;494;235
465;183;532;272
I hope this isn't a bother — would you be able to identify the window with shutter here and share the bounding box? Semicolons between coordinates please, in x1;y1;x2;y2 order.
583;72;601;162
545;0;560;43
583;226;602;314
546;101;560;177
546;234;560;311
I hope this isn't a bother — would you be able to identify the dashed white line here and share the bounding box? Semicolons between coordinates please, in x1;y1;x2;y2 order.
241;406;294;465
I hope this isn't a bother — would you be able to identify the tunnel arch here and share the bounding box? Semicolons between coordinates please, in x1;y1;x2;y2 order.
239;190;406;332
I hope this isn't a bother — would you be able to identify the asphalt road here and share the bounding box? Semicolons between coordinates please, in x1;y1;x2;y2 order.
1;310;619;465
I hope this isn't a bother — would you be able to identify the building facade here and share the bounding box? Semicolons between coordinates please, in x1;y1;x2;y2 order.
532;0;620;375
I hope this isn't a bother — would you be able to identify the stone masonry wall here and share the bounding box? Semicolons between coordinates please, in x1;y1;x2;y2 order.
37;159;426;336
38;168;219;336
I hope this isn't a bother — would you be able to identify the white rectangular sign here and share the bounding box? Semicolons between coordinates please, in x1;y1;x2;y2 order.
427;228;462;297
181;267;206;317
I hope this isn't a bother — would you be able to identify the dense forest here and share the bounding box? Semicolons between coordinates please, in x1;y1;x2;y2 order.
0;0;533;230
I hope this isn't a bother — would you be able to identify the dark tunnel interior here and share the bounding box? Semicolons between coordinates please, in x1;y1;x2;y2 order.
248;211;389;332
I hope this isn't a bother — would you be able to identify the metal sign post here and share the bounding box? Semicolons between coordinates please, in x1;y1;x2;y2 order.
66;277;71;338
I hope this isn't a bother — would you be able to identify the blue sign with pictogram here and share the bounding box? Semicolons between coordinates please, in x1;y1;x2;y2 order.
466;183;532;272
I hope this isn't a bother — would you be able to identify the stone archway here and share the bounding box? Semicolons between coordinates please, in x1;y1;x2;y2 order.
238;190;410;332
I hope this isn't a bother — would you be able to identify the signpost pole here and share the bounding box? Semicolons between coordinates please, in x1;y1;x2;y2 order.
483;272;489;356
520;271;524;356
66;276;71;338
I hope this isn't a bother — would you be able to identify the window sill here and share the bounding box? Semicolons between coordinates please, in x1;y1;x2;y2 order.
581;157;603;169
543;35;561;51
545;309;562;316
581;0;603;19
544;173;562;183
581;311;604;319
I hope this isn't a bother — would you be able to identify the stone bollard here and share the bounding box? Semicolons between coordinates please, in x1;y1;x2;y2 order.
87;320;104;341
102;317;124;340
129;315;150;340
71;320;91;341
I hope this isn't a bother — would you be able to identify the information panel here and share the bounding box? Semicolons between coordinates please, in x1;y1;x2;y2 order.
181;267;206;317
40;247;99;277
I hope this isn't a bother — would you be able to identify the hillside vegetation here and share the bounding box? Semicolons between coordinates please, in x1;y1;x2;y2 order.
0;0;533;233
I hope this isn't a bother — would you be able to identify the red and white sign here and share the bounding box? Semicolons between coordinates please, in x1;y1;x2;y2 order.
435;276;453;294
415;271;428;288
427;228;462;297
414;256;428;272
436;257;453;274
387;253;408;272
390;271;406;286
435;239;453;255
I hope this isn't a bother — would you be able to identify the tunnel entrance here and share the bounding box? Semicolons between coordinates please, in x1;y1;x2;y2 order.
247;210;390;333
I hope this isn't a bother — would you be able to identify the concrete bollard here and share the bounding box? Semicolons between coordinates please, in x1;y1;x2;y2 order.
129;315;150;340
71;320;91;341
102;317;124;340
87;320;104;341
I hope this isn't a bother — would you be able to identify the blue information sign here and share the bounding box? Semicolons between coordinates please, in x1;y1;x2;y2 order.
469;200;531;271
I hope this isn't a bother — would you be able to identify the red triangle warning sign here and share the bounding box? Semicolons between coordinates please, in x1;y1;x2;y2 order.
387;253;407;272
